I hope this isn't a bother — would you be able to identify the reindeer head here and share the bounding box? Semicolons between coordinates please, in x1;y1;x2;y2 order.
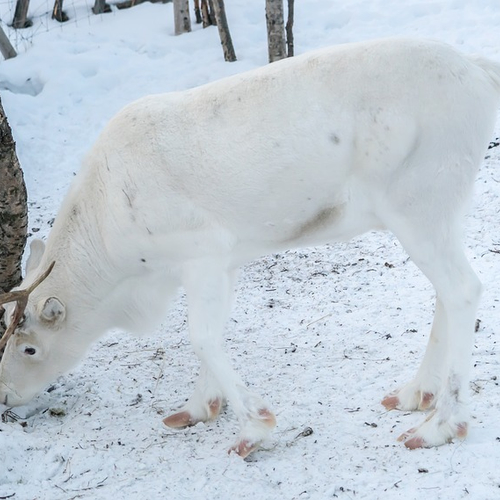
0;241;69;407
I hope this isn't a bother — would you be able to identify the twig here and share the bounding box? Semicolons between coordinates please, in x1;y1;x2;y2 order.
306;313;332;328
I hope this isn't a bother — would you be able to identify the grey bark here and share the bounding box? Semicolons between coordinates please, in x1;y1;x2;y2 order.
194;0;202;23
0;27;16;60
201;0;216;27
0;97;27;295
52;0;69;22
266;0;286;63
173;0;191;35
12;0;32;29
286;0;294;57
92;0;111;15
212;0;236;62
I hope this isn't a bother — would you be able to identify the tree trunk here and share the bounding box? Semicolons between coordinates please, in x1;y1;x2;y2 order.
12;0;32;29
0;27;16;60
211;0;236;62
173;0;191;35
266;0;286;63
52;0;69;22
115;0;143;9
92;0;111;15
285;0;294;57
208;0;216;22
194;0;202;23
0;97;27;295
200;0;214;27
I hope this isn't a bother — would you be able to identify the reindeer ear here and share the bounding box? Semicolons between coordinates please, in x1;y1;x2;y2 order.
40;297;66;324
26;239;46;275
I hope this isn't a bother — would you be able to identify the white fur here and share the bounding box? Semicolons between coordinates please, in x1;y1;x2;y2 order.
1;38;500;450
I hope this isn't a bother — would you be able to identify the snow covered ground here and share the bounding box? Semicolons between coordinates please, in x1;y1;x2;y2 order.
0;1;499;498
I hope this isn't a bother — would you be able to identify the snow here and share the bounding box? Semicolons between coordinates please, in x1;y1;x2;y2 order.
0;1;499;499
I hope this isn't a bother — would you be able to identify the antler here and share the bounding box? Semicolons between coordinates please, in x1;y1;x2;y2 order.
0;261;55;352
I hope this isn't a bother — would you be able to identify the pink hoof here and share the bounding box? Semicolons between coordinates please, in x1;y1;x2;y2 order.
381;394;400;410
163;398;223;429
397;428;427;449
163;410;194;429
420;392;434;410
404;436;427;449
228;408;277;459
257;408;277;428
456;422;468;438
208;398;223;420
229;439;260;459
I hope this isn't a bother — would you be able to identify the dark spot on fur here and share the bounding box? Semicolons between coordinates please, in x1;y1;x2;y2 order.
141;258;146;263
70;205;79;218
290;205;344;241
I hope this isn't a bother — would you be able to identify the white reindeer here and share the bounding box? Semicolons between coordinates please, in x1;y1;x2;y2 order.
1;38;499;457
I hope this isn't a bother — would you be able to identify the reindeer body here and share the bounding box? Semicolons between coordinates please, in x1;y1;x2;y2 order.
1;38;500;454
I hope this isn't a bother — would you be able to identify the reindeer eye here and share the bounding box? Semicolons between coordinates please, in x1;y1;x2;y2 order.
24;347;36;356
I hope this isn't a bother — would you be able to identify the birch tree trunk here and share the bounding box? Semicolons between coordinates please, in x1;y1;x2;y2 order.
0;97;27;295
52;0;69;22
12;0;32;29
212;0;236;62
0;27;16;60
201;0;215;27
92;0;111;15
173;0;191;35
266;0;286;63
194;0;202;23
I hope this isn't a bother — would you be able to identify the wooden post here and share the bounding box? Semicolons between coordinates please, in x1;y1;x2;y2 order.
286;0;294;57
212;0;236;62
173;0;191;35
266;0;286;63
12;0;32;29
0;27;16;60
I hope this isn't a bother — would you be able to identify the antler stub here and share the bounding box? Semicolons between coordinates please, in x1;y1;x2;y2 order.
0;261;55;352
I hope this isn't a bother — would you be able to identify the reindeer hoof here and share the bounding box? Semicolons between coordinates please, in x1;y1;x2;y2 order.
382;388;436;411
228;408;276;458
163;398;223;429
163;411;194;429
381;394;400;410
229;439;261;458
396;410;468;449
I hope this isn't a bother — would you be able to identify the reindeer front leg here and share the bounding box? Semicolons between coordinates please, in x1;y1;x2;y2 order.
164;260;275;457
163;362;225;428
382;298;447;412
